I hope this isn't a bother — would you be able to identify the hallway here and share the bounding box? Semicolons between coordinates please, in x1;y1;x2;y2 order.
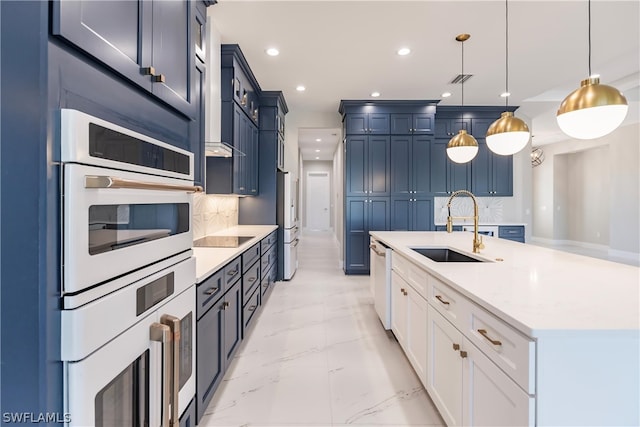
199;231;444;426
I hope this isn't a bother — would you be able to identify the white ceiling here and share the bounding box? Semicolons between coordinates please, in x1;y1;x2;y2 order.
211;0;640;159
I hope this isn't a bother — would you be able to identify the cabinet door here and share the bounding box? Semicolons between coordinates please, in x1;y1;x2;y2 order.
413;198;433;231
491;153;513;196
223;280;242;366
345;136;368;196
368;197;389;232
151;0;195;117
193;62;205;187
368;136;390;196
390;114;412;134
429;138;450;195
196;300;224;420
406;288;428;387
413;113;434;134
390;197;411;231
345;198;368;273
471;141;492;197
427;305;464;427
391;271;408;348
249;123;259;195
390;136;412;196
449;161;470;194
462;337;534;427
346;114;368;134
368;113;390;134
412;136;432;195
52;0;153;92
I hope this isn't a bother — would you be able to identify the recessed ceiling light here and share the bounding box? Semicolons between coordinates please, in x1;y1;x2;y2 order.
315;138;321;142
266;48;279;56
397;47;411;56
441;92;452;98
315;149;320;152
500;92;511;98
296;85;306;92
371;92;381;97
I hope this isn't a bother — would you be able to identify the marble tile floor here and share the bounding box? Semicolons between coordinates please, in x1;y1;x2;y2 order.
199;231;445;427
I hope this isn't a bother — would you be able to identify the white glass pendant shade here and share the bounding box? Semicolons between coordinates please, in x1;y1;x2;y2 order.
486;112;530;155
447;130;478;163
556;77;628;140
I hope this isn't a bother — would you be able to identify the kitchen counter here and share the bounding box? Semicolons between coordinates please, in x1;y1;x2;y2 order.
193;225;278;283
369;231;639;336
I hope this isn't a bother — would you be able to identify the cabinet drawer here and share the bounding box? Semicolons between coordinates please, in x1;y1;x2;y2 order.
391;253;428;298
466;302;536;394
243;285;260;333
261;230;277;254
428;277;466;330
242;243;261;273
224;257;241;286
242;261;261;305
261;245;277;278
196;269;224;320
499;226;524;238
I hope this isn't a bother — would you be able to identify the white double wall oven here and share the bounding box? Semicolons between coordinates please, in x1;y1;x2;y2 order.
60;109;200;426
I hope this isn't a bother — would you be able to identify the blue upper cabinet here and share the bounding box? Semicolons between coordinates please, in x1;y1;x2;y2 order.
345;135;390;197
429;137;470;196
469;117;513;196
52;0;196;119
390;135;432;196
346;113;390;134
390;113;435;134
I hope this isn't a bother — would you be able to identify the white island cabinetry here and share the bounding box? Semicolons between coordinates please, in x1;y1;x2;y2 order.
371;230;639;427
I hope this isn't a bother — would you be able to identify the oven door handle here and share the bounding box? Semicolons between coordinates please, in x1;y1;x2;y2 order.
150;322;172;427
161;314;181;427
85;175;203;193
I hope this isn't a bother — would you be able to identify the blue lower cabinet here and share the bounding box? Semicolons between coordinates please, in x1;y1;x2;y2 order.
243;285;261;334
499;225;525;243
435;225;463;232
180;398;197;427
345;197;389;274
196;277;241;422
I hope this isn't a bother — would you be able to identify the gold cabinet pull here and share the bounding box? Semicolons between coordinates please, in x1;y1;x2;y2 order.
477;329;502;346
222;301;230;310
141;66;156;76
452;343;460;351
153;74;166;83
460;350;468;358
435;295;450;305
204;287;218;295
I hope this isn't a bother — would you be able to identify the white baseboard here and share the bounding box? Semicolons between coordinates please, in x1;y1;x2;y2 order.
608;249;640;263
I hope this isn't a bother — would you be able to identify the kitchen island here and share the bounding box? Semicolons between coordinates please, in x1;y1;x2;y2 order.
370;230;639;427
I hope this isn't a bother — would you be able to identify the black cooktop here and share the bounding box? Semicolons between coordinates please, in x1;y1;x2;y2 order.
193;235;254;248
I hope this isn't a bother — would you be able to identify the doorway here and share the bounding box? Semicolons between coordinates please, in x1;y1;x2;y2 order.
306;171;331;231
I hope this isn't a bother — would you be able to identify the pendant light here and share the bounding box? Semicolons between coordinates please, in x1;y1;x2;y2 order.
486;0;531;155
556;0;628;140
447;34;478;164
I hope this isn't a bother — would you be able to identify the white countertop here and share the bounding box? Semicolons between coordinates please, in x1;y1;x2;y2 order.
370;231;640;337
193;225;278;283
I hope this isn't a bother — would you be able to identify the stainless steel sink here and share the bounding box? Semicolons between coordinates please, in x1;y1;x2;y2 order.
411;248;484;262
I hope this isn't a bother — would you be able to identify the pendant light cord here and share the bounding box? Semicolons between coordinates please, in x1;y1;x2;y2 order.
588;0;592;77
505;0;509;109
461;39;465;121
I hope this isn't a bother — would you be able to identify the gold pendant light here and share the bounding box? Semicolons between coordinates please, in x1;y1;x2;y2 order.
486;0;530;156
447;34;478;164
556;0;628;140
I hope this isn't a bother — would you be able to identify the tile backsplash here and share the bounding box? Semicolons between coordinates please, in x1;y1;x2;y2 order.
192;193;239;240
434;197;504;224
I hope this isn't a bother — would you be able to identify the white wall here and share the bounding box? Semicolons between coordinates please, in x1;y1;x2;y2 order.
333;142;344;262
532;122;640;256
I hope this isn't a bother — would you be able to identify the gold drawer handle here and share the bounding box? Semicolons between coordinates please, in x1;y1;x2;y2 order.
478;329;502;346
204;287;218;295
459;350;468;358
435;295;450;305
452;343;460;351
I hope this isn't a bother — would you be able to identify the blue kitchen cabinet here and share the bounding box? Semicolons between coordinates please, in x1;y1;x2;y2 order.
346;113;390;134
390;113;435;134
435;225;463;231
208;45;260;195
434;117;471;138
345;197;389;274
223;280;242;366
499;225;525;243
180;398;197;427
429;137;471;195
471;140;513;196
193;61;206;187
53;0;196;118
345;135;391;197
390;135;432;196
390;197;433;231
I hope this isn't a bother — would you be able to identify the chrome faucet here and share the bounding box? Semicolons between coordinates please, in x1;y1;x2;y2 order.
446;190;485;254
